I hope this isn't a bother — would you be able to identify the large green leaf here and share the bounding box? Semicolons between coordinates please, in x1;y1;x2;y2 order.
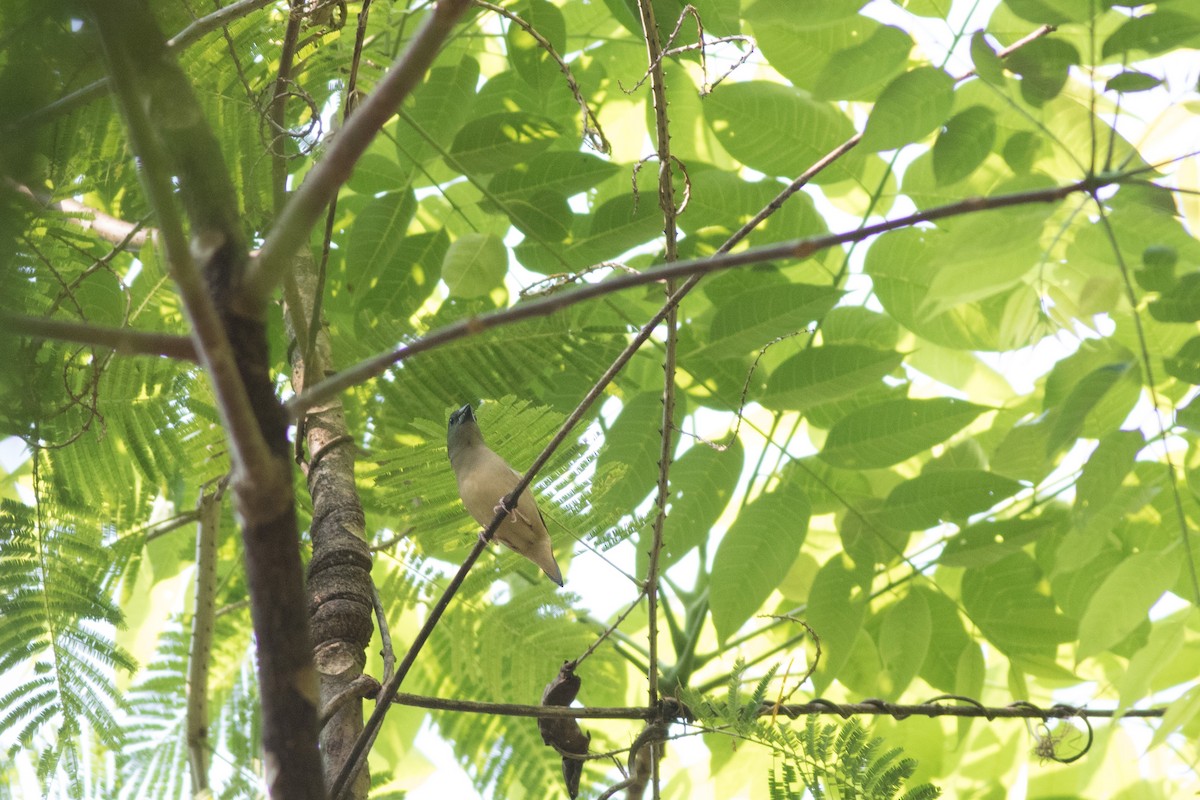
859;67;955;152
920;203;1053;316
710;481;810;642
1072;430;1144;537
1077;549;1181;660
865;228;1001;350
917;587;975;693
932;106;997;186
762;345;904;410
448;112;561;175
655;437;745;570
486;151;620;201
695;283;842;361
704;81;862;183
878;590;931;699
808;553;871;693
812;25;912;102
344;190;418;286
1103;10;1200;58
819;398;991;469
442;233;507;298
961;552;1076;658
881;470;1024;531
357;230;448;319
593;393;685;517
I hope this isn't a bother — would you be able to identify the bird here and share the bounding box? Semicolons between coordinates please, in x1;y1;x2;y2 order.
446;403;564;586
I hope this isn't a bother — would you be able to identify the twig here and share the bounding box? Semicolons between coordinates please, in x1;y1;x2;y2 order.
631;5;679;798
569;589;648;669
14;182;153;247
3;313;197;361
371;579;396;687
186;485;223;795
248;0;474;305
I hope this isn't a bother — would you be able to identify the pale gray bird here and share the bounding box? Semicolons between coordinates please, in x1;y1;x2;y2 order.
446;404;564;586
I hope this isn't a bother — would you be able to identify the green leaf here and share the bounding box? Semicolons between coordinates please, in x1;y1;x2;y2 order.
917;587;974;693
881;470;1023;530
506;0;566;89
933;106;997;185
878;590;931;699
940;515;1060;568
819;398;991;469
1073;430;1144;536
969;32;1005;86
1149;683;1200;751
344;190;418;286
506;191;572;242
448;112;560;175
859;67;955;152
812;25;913;102
442;233;507;298
1004;0;1093;24
1103;11;1200;58
1077;549;1181;660
961;552;1075;658
1045;362;1138;455
762;345;904;411
698;283;842;360
594;393;684;516
808;553;871;693
1106;70;1164;93
346;152;409;195
358;230;448;319
746;0;873;93
1165;336;1200;384
486;151;620;201
73;271;125;327
1149;273;1200;322
394;56;480;175
865;228;1000;350
1119;610;1193;708
704;81;861;182
1137;244;1178;292
921;204;1051;316
1004;39;1080;107
658;437;744;569
711;482;810;642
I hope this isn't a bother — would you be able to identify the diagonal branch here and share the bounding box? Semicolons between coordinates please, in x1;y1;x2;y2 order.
287;175;1113;417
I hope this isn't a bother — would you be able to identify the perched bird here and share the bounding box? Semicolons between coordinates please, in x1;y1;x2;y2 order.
447;404;564;586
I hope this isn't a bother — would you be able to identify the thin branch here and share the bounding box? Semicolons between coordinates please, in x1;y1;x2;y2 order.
247;0;474;305
375;692;1165;722
371;580;396;687
3;313;197;361
288;175;1114;417
187;486;223;795
14;182;153;248
633;0;681;734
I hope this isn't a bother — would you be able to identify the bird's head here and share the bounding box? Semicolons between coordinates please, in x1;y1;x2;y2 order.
447;403;484;457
